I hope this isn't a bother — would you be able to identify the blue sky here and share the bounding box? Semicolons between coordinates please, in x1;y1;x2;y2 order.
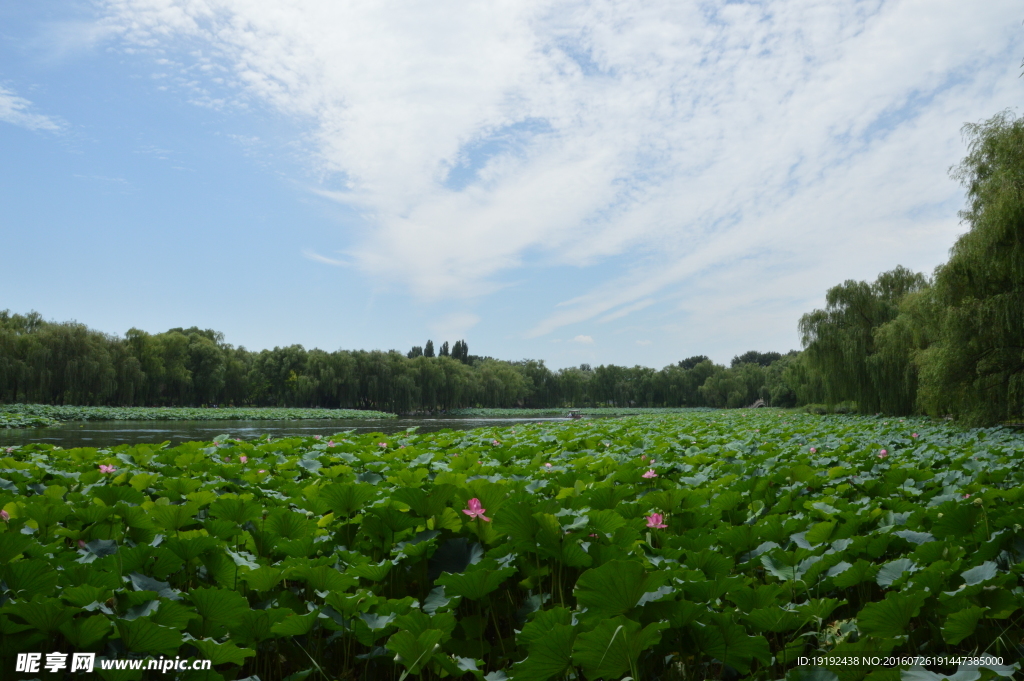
1;0;1020;369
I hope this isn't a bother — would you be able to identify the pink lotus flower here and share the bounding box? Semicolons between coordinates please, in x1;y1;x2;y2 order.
809;447;817;453
258;469;267;474
5;446;14;454
78;540;87;549
328;440;335;447
239;455;247;464
645;513;668;529
314;435;322;440
878;450;888;459
641;454;647;461
963;493;971;499
544;463;553;468
99;464;116;474
642;469;658;479
912;433;918;438
492;440;500;446
462;498;491;522
379;442;388;448
0;509;9;522
224;456;231;462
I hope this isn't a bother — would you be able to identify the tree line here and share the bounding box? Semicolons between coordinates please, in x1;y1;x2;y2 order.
798;111;1024;426
2;112;1020;424
0;310;807;412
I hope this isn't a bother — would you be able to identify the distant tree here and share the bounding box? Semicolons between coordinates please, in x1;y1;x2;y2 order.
915;111;1024;425
424;340;435;358
451;340;470;363
678;355;710;370
731;351;783;367
407;346;423;359
439;341;450;357
800;266;927;414
167;326;224;344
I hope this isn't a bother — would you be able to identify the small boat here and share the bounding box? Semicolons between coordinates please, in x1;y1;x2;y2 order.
568;410;583;419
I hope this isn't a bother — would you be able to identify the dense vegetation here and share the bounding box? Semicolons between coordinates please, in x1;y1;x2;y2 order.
446;408;715;417
797;111;1024;426
0;405;394;429
0;310;805;413
0;411;1020;680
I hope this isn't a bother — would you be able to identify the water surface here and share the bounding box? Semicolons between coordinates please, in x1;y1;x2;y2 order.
0;416;580;448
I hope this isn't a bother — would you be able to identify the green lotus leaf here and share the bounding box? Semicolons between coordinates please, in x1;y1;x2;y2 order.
243;566;283;592
571;615;668;680
690;621;771;675
163;535;222;562
574;560;665;616
0;533;33;564
227;608;292;645
59;613;112;648
436;566;515;600
942;605;988;645
208;497;263;525
187;586;250;625
856;590;928;638
115;618;183;656
511;620;576;681
3;559;58;598
876;558;919;587
271;610;319;636
321;483;378;516
385;628;444;676
6;595;80;633
191;638;257;666
960;561;998;586
149;502;200;532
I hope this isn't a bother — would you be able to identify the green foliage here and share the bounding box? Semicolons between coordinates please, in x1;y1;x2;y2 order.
799;266;928;415
0;403;393;424
915;111;1024;425
1;309;809;414
0;411;1021;680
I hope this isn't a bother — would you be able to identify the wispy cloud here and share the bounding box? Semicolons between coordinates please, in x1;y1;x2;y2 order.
302;249;349;267
0;85;63;131
429;313;480;344
99;0;1021;343
571;335;594;344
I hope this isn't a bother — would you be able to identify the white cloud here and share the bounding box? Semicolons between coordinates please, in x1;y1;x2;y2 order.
636;340;652;346
0;85;63;131
302;249;349;267
571;335;594;344
99;0;1021;343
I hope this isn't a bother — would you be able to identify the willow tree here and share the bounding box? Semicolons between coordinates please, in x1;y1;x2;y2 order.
799;266;927;413
916;111;1024;425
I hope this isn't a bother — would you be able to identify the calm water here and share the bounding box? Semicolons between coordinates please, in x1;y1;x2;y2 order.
0;416;578;448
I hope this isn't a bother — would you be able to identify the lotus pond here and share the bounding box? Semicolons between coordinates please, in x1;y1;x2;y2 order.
0;411;1021;681
0;405;397;430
